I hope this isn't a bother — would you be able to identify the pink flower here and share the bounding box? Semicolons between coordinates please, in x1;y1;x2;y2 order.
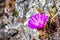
28;13;48;29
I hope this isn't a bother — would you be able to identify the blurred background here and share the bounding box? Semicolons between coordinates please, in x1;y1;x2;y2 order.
0;0;60;40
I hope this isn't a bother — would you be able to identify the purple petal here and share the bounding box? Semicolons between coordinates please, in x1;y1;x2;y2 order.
28;13;48;29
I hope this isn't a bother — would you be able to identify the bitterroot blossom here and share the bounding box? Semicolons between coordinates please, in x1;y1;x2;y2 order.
28;13;48;29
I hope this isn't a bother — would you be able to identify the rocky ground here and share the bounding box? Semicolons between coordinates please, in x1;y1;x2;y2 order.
0;0;60;40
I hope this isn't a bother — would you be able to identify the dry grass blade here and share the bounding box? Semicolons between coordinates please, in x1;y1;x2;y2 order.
50;13;58;23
